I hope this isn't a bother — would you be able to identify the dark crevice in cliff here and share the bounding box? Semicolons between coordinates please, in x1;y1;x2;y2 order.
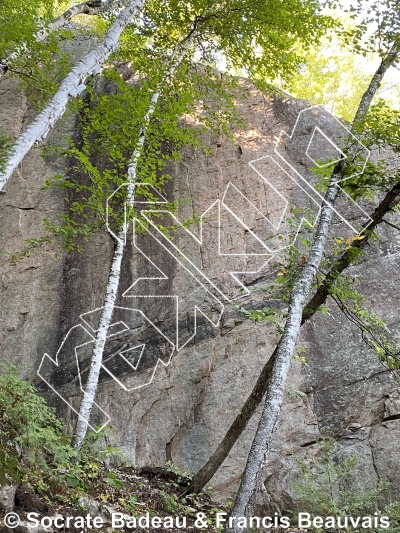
299;440;318;448
311;368;393;394
381;413;400;423
165;440;173;462
6;205;35;210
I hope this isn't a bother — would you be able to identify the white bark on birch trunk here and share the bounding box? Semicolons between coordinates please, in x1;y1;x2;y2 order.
0;0;144;193
225;177;341;532
73;35;195;450
0;1;129;78
225;44;399;532
49;0;130;33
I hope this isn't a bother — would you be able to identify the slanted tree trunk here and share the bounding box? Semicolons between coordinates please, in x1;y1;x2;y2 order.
226;174;341;531
0;0;129;77
188;179;400;494
224;43;399;532
73;34;196;451
189;42;400;501
0;0;144;193
301;182;400;322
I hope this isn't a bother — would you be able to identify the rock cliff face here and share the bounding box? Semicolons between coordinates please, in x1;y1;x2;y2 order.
1;48;400;512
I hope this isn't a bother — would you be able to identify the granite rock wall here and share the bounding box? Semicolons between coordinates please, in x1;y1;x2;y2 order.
1;53;400;512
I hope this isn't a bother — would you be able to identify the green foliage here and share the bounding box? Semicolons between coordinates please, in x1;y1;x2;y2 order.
237;305;285;334
237;205;325;331
293;438;389;531
138;0;333;86
240;203;400;372
239;117;400;370
0;362;197;514
103;471;123;490
44;57;242;249
0;362;77;485
0;135;13;175
0;0;56;61
377;501;400;533
329;275;400;370
165;459;184;476
3;0;336;251
0;363;126;501
17;29;75;108
159;490;179;513
0;0;75;106
282;1;400;121
281;18;371;121
9;236;53;264
343;101;400;199
117;493;140;514
340;0;400;57
361;100;400;152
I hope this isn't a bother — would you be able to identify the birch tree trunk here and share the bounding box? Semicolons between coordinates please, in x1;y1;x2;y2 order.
226;176;341;531
73;35;196;451
224;44;399;532
188;180;400;494
0;1;129;77
0;0;144;193
189;42;400;498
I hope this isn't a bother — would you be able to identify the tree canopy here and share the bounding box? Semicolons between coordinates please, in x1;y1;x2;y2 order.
1;0;400;525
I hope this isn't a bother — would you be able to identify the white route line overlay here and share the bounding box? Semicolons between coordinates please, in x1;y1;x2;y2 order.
38;104;373;430
273;105;372;231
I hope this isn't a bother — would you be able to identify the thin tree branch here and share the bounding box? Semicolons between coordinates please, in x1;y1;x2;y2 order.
382;217;400;232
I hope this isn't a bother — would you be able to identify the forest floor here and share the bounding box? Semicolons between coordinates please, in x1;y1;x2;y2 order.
0;463;308;532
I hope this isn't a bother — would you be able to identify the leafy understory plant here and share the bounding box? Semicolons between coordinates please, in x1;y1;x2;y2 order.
293;438;394;532
0;362;121;498
0;362;77;485
377;501;400;533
